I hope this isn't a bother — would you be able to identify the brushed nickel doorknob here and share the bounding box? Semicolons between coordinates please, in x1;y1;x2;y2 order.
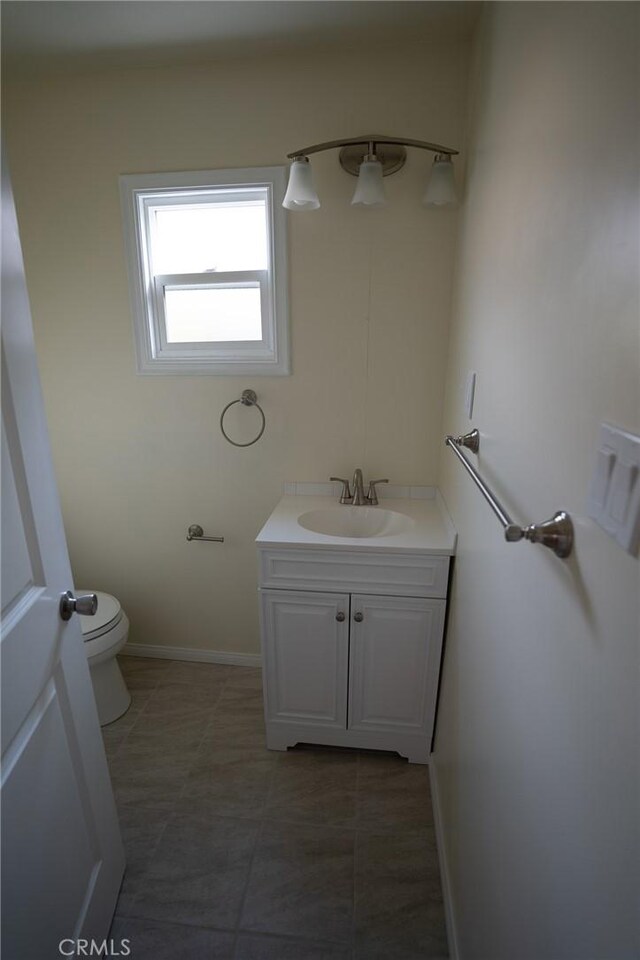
59;591;98;622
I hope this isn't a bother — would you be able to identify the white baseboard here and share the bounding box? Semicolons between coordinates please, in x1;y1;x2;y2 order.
429;755;460;960
121;642;261;668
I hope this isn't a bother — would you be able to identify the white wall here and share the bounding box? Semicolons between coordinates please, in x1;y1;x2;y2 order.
4;39;469;655
436;4;639;958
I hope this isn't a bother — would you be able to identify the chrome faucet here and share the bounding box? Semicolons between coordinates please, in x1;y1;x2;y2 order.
352;468;367;505
330;471;390;506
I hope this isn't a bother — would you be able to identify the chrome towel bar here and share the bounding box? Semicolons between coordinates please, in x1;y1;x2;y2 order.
445;430;574;559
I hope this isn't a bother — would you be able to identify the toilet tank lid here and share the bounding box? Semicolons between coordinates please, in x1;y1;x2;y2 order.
78;591;122;636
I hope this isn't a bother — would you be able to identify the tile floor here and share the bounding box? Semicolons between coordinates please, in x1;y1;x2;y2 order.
105;656;449;960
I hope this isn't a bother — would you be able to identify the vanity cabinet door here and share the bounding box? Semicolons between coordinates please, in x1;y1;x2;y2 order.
261;589;349;729
348;594;445;737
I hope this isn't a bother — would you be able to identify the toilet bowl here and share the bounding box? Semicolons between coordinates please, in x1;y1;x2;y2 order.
79;590;131;726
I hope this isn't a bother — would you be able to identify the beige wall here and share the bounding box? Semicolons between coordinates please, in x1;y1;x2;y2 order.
436;3;639;958
4;40;469;655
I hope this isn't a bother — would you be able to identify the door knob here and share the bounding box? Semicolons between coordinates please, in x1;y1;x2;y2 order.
335;611;345;622
59;591;98;622
353;612;364;622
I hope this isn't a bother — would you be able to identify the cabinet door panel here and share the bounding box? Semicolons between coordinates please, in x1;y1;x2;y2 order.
348;595;445;734
261;590;349;728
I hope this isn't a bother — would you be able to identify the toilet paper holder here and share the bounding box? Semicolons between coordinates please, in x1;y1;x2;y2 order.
186;524;224;543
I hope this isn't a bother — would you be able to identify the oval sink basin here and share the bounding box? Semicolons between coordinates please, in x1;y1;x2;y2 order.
297;506;415;539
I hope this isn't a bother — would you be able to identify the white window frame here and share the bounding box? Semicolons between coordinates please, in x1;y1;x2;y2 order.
119;167;289;375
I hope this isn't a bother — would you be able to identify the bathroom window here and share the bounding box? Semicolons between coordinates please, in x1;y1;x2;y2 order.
120;167;289;375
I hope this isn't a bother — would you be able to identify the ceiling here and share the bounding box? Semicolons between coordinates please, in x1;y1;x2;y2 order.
2;1;481;77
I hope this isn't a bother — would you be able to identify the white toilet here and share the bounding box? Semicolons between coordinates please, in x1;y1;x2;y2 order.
79;591;131;726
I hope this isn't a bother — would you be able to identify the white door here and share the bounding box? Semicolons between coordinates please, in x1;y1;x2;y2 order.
348;594;445;736
1;152;124;959
261;589;349;729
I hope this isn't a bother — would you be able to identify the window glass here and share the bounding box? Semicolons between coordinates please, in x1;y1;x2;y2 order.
151;201;268;274
164;286;262;343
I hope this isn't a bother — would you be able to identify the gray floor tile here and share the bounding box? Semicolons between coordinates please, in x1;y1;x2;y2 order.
117;803;171;868
357;752;434;834
241;821;355;943
125;709;211;745
223;667;264;691
353;920;448;960
159;660;234;686
102;726;129;761
102;699;143;731
235;933;351;959
128;812;260;929
113;728;202;766
142;685;223;720
118;656;172;682
180;744;276;819
101;682;155;742
114;804;173;918
212;688;264;730
110;916;235;959
354;831;448;959
149;679;226;706
265;748;357;827
221;676;264;710
123;677;161;699
203;701;270;747
109;735;199;812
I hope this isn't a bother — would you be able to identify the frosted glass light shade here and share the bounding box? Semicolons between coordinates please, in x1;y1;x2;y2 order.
351;159;386;206
282;158;320;210
423;155;457;206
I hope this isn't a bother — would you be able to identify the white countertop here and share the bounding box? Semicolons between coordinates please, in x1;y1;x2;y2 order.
255;494;457;555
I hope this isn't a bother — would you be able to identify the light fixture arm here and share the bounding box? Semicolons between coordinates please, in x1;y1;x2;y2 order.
287;133;458;160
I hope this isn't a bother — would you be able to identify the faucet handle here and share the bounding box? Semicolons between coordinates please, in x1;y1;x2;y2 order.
366;478;389;505
330;477;353;504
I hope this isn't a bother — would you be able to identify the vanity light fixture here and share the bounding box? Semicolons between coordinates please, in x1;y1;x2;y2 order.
282;134;458;210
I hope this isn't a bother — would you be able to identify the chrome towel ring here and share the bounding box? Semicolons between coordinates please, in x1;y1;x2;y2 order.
220;389;266;447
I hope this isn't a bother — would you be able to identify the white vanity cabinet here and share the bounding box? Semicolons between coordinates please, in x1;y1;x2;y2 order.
256;494;456;764
258;550;449;763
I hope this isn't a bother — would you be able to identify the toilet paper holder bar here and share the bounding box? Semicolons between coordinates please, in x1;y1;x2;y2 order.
186;524;224;543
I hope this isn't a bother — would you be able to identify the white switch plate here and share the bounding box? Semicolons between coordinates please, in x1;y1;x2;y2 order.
464;371;477;420
587;423;640;556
